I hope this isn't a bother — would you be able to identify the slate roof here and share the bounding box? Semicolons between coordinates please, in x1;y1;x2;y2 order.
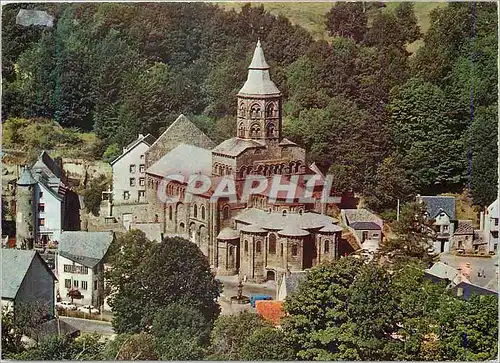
343;209;383;228
2;249;56;299
235;208;338;231
58;231;114;267
451;281;498;300
149;114;215;154
17;167;37;186
424;262;470;286
37;318;80;338
146;144;212;178
32;151;62;180
278;225;310;237
240;224;267;234
350;221;381;231
319;224;344;233
212;137;265;157
217;227;240;240
110;133;156;166
419;196;456;220
238;40;281;97
455;220;474;235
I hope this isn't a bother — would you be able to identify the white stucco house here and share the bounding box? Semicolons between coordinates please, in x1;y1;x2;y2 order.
56;231;114;308
110;133;156;206
482;198;498;253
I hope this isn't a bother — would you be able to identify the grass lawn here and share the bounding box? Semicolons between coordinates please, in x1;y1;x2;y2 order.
217;2;446;51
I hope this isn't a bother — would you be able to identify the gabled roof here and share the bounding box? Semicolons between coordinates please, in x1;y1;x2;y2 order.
110;134;156;166
419;196;456;220
350;221;381;231
2;249;57;299
32;151;62;180
146;143;212;178
36;175;63;202
59;231;114;266
147;114;215;159
424;262;470;286
212;137;265;157
451;281;498;300
343;209;383;228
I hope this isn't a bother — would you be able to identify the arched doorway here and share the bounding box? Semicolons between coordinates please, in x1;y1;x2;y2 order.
266;270;276;281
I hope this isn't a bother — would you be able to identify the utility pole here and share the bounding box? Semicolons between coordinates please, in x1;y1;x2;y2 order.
397;199;400;221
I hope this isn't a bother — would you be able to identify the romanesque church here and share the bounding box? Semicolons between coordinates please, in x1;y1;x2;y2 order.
106;41;346;282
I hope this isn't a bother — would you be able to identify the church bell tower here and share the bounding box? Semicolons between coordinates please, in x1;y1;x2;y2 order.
237;40;282;143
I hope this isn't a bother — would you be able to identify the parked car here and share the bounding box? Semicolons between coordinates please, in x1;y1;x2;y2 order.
56;301;77;310
250;294;272;308
77;305;100;314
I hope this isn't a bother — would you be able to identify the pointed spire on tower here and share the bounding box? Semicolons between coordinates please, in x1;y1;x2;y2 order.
238;40;280;97
249;39;270;70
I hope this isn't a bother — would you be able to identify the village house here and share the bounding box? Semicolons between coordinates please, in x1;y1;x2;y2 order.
341;208;383;252
417;195;456;253
1;249;57;318
15;151;80;250
56;231;114;308
104;40;346;283
110;133;156;207
481;198;499;253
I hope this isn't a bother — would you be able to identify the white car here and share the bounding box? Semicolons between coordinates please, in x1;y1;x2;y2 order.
56;301;77;310
77;305;100;314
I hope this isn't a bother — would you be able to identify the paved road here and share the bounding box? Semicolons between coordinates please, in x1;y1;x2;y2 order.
439;253;498;290
60;316;115;336
216;275;277;315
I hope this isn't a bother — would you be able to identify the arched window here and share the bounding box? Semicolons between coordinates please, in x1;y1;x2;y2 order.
268;233;276;254
238;122;245;137
201;206;205;220
324;240;330;254
155;214;159;223
194;204;198;218
222;206;230;220
244;240;248;253
266;103;275;118
256;241;262;253
292;244;298;256
218;166;223;176
250;124;261;138
239;103;246;117
282;210;287;217
298;209;303;215
266;123;275;137
169;206;173;220
229;246;233;256
251;104;261;119
281;243;284;256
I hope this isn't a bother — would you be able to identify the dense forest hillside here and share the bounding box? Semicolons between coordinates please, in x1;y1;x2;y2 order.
2;2;498;214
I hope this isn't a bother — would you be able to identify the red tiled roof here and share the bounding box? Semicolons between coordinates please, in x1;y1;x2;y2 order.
255;300;284;326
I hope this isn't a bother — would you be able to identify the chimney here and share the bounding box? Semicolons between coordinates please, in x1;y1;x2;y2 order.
479;211;484;231
457;287;464;297
139;133;144;138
